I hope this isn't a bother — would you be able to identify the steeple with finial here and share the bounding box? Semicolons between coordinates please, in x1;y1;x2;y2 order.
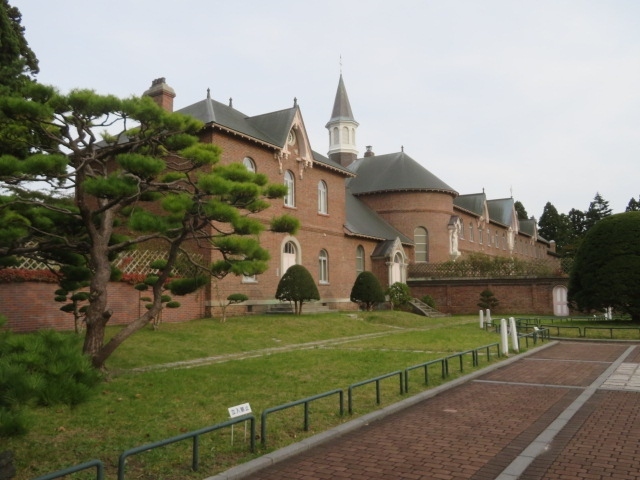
325;63;359;167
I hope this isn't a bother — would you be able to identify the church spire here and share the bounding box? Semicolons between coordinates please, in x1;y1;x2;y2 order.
326;74;359;167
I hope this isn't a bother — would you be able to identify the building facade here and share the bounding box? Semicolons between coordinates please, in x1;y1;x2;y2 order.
143;74;557;316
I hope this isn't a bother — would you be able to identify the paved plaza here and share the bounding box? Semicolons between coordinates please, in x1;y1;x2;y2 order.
206;341;640;480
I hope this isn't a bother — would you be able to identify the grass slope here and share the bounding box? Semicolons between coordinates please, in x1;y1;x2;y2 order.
6;312;514;479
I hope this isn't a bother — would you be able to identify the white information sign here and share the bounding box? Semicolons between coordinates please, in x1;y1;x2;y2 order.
228;403;252;418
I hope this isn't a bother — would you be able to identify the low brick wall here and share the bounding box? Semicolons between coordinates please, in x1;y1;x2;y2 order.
409;277;569;316
0;281;206;333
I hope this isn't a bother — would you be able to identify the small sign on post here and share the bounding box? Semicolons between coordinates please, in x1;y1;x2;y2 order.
228;403;252;445
228;403;252;418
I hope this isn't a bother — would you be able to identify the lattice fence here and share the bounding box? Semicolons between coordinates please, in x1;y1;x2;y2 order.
11;249;204;276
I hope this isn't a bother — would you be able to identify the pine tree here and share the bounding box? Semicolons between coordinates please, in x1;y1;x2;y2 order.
0;86;298;369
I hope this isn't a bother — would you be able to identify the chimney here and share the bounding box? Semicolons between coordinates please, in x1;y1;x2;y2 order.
364;145;375;157
143;77;176;112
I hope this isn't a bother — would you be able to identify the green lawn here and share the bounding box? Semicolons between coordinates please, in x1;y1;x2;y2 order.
5;311;532;479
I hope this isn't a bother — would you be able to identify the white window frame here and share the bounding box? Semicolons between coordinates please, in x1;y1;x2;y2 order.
318;180;328;214
319;249;329;284
356;245;365;274
284;170;295;207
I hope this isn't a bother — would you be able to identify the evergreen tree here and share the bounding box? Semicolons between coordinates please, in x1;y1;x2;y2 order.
569;212;640;322
0;0;42;159
514;201;528;221
584;192;612;231
350;271;385;311
538;202;561;241
0;86;298;369
625;196;640;212
275;265;319;315
0;0;38;91
477;289;499;310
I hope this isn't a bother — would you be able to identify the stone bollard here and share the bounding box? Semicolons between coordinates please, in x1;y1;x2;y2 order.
509;317;519;353
479;309;484;329
500;318;509;356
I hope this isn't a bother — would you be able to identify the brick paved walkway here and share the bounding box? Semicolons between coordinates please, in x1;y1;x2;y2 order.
206;341;640;480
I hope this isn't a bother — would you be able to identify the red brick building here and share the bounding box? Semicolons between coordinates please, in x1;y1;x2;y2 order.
0;75;564;330
143;74;559;316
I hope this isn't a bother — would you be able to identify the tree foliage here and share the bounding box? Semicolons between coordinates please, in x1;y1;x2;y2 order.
0;85;298;368
514;201;528;221
350;271;385;311
0;316;101;437
477;289;499;310
625;196;640;212
0;0;42;159
568;212;640;322
387;282;411;310
275;265;319;315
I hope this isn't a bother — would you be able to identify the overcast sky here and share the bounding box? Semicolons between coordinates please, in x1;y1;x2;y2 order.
14;0;640;218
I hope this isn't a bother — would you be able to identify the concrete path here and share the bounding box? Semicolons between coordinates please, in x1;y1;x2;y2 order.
205;341;640;480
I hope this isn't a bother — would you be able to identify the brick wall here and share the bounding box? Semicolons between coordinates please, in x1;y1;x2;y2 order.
0;281;205;333
409;277;569;316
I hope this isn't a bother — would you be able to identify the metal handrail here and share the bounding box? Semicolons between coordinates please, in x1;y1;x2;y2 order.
33;459;104;480
404;358;447;393
117;415;255;480
584;326;640;339
347;370;404;414
260;389;343;446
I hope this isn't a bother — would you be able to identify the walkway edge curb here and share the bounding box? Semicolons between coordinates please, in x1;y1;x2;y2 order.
203;340;558;480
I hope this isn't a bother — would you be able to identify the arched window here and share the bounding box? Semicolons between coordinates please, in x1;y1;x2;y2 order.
243;156;256;173
332;127;339;145
356;245;365;273
469;223;474;242
318;180;328;214
414;227;429;262
342;126;349;143
319;249;329;284
284;170;295;207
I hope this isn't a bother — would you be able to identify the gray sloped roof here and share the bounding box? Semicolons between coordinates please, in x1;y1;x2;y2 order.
344;189;412;243
519;218;537;237
453;193;486;215
176;96;294;148
246;108;297;147
487;198;514;227
326;74;356;125
347;151;457;196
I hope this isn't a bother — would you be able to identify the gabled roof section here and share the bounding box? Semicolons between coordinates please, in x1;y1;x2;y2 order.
487;198;515;227
347;151;457;196
453;193;487;216
176;93;296;149
246;107;297;147
344;189;412;243
519;218;537;238
326;74;356;125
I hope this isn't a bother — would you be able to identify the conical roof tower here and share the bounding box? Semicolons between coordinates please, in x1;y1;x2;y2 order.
326;74;359;167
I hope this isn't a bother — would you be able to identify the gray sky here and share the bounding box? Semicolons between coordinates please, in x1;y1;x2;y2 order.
14;0;640;218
